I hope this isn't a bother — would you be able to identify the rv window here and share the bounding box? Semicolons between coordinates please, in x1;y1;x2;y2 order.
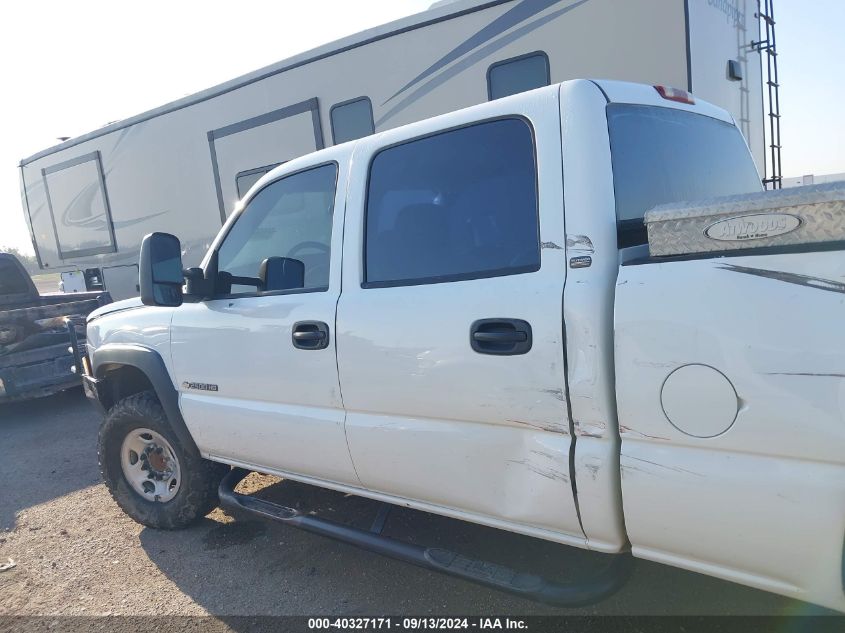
487;53;550;100
364;118;539;288
330;98;375;144
236;164;281;198
217;163;338;295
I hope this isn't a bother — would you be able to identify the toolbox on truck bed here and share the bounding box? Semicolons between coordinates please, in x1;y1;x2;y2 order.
645;182;845;257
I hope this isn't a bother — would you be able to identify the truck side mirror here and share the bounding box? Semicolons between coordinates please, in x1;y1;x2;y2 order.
139;232;184;307
259;257;305;292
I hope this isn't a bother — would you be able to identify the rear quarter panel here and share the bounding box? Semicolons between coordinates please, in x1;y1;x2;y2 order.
615;249;845;611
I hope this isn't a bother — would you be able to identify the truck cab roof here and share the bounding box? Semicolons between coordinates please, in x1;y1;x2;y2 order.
241;78;735;209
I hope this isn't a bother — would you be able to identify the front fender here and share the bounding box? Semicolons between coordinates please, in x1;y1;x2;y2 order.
91;343;199;457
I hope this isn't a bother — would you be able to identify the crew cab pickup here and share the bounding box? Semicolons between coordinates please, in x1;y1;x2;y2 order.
82;80;845;612
0;253;110;402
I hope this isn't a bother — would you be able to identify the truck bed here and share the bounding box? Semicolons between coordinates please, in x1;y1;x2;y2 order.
0;291;109;401
0;293;107;326
615;192;845;610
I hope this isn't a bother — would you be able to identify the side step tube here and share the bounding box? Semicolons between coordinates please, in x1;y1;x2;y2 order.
218;468;633;607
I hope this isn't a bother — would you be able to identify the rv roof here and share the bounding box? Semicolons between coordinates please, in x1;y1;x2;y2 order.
20;0;511;166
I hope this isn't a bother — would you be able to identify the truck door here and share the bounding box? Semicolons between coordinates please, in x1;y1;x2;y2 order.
170;148;359;486
336;95;584;544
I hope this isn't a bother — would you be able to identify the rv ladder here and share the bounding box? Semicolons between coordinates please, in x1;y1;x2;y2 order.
753;0;782;190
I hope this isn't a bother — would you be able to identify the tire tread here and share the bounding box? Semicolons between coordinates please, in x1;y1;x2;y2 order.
98;390;228;530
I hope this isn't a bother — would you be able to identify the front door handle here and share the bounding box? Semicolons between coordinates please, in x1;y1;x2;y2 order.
470;319;532;355
292;321;330;350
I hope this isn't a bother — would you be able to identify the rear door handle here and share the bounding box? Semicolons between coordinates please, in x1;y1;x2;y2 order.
292;321;330;350
293;331;325;341
472;331;528;344
470;319;532;355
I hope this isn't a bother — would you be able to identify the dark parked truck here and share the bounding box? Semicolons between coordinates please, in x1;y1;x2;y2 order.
0;253;110;402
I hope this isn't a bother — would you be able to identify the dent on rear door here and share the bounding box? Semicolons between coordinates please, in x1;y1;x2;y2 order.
336;96;586;544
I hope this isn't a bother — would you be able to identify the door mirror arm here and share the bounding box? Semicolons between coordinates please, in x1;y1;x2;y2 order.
183;267;213;300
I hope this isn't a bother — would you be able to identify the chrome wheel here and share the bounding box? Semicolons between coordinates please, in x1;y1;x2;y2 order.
120;428;181;502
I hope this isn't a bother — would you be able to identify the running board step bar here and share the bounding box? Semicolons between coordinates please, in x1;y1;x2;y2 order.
218;468;633;607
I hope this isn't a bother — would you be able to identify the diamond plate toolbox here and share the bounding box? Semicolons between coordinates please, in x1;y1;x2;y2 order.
644;182;845;257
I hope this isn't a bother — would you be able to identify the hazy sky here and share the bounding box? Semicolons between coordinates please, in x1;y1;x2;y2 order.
1;0;842;255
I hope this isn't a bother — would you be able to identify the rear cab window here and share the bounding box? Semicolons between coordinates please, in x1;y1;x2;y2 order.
607;105;762;247
364;118;540;287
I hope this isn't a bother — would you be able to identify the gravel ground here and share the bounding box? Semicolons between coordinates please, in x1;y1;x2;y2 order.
0;390;836;618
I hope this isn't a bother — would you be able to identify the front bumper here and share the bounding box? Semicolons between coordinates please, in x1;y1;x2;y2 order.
81;374;107;414
70;315;106;414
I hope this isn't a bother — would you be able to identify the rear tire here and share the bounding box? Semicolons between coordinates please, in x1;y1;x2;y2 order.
98;390;229;529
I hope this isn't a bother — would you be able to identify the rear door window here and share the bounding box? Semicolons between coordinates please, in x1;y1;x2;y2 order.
364;118;540;287
607;105;762;246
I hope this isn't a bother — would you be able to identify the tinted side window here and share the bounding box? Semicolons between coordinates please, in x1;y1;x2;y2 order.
331;98;375;144
365;118;539;287
217;164;337;295
488;53;550;100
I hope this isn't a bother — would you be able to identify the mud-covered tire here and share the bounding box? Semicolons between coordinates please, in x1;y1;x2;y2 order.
98;390;229;529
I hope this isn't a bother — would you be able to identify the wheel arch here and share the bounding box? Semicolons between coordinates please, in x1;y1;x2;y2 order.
91;344;199;457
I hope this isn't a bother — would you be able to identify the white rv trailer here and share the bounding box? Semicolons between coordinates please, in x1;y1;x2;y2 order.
19;0;766;300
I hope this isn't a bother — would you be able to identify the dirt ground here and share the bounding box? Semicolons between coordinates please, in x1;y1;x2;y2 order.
0;389;836;619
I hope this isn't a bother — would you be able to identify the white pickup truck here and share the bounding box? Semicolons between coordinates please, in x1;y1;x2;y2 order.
81;80;845;612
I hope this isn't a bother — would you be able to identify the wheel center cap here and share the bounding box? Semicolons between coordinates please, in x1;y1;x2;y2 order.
146;446;169;473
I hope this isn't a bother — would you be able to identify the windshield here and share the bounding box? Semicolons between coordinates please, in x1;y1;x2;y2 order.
0;258;32;296
607;104;762;247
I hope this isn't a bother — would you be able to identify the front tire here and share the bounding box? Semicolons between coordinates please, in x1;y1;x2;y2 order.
98;391;229;529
